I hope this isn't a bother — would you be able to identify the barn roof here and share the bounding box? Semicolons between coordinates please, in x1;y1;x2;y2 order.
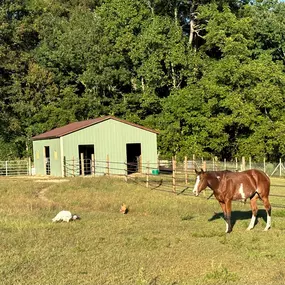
32;116;159;140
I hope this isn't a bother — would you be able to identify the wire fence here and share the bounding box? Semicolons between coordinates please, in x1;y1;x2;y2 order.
63;156;285;193
63;156;285;179
1;156;285;179
196;157;284;177
62;156;285;209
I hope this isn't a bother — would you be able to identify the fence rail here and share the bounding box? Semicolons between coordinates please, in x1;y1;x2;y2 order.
2;156;285;179
63;156;285;179
0;160;31;176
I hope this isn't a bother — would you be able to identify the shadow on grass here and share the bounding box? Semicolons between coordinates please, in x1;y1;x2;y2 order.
208;209;268;228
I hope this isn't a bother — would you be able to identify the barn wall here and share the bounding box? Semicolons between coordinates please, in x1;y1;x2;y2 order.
32;138;62;176
62;119;157;175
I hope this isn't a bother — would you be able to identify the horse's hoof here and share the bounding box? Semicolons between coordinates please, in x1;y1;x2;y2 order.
246;227;253;231
263;227;270;231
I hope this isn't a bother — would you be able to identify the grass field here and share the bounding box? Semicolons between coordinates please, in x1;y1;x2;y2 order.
1;175;285;285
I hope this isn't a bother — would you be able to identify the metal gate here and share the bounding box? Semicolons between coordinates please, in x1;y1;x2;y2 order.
0;160;30;176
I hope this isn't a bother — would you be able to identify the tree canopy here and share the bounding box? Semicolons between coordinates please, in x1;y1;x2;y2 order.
1;0;285;161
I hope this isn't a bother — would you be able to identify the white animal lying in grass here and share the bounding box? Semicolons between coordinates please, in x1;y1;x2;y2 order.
52;211;80;222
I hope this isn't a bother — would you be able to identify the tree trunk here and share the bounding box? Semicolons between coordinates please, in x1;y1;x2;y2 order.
174;6;178;26
189;19;195;46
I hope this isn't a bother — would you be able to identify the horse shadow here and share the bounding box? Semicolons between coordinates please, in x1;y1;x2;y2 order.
208;209;268;228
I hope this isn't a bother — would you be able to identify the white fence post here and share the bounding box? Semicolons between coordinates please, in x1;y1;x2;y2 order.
28;157;31;175
264;157;266;173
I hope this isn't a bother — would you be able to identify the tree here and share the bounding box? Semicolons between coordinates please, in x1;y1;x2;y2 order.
158;2;285;161
0;0;40;157
248;0;285;63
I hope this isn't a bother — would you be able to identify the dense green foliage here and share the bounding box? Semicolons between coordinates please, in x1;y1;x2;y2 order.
1;0;285;160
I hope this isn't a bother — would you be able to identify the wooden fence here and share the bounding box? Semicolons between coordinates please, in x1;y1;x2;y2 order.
1;156;285;179
62;155;285;195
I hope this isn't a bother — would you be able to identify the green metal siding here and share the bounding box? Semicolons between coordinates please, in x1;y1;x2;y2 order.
33;118;157;176
63;119;157;175
33;138;62;176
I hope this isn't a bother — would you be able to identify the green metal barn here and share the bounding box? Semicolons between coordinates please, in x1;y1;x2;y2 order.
32;116;159;177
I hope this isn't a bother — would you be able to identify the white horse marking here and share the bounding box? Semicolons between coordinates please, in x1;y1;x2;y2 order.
238;183;246;200
264;215;271;231
225;221;229;233
193;175;200;196
246;215;256;230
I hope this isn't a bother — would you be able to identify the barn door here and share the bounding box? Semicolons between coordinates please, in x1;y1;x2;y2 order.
44;146;50;175
126;143;141;175
78;145;94;175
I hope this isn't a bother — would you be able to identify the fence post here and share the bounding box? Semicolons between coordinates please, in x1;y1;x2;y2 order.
28;157;31;175
157;156;160;172
106;154;110;176
280;158;282;177
139;155;142;173
80;153;84;176
63;156;66;177
192;154;196;173
172;156;176;193
249;156;252;170
72;156;75;177
202;160;207;171
224;158;227;170
5;161;8;176
146;161;149;188
184;156;188;184
91;154;95;176
242;156;245;171
264;157;266;173
124;160;128;182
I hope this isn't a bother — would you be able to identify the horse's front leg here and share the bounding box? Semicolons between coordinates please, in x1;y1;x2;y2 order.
219;201;232;233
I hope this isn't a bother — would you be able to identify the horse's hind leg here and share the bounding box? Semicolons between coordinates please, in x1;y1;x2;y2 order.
220;201;232;233
225;200;233;233
263;197;271;231
247;195;258;231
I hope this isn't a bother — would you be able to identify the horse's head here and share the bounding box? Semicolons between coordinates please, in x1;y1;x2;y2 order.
193;168;208;196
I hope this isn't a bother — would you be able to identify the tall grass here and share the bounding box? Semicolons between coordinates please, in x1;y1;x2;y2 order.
0;176;285;285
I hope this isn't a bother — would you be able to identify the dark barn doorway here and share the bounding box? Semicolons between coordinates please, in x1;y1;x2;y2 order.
44;146;50;175
126;143;141;174
78;145;94;175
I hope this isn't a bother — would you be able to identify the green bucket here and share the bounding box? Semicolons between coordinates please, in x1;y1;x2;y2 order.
151;169;160;175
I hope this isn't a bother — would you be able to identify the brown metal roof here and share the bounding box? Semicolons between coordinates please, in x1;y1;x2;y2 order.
32;116;159;140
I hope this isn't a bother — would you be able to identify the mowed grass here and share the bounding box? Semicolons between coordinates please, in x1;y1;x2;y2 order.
1;176;285;285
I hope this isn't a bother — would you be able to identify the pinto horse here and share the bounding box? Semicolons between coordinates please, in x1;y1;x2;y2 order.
193;169;271;233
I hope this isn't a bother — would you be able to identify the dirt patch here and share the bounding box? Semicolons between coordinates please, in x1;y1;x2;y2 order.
37;186;54;203
34;179;69;183
35;178;69;203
